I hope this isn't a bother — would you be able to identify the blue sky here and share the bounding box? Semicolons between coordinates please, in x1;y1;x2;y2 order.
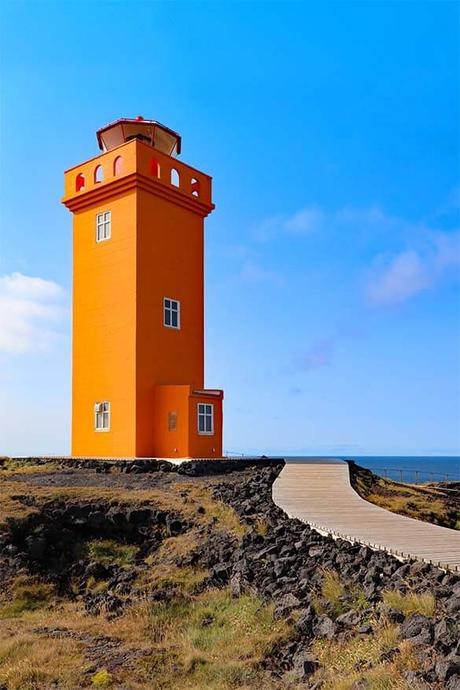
0;0;459;456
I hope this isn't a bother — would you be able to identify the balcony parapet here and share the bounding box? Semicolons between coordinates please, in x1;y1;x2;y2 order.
62;139;213;216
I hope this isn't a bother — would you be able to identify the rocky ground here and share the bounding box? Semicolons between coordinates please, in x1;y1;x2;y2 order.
0;457;459;690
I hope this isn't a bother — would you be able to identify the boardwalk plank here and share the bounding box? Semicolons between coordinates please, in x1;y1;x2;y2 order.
272;460;460;571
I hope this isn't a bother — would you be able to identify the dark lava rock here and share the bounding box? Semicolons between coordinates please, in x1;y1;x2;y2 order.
447;675;460;690
336;609;361;627
313;615;336;639
165;516;184;536
274;592;301;618
25;535;47;560
401;614;433;645
295;605;314;635
447;597;460;615
292;650;319;679
436;655;460;682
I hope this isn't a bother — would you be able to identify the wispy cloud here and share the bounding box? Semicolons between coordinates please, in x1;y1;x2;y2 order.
253;202;459;306
253;206;325;241
366;250;431;305
0;272;67;354
294;338;335;371
239;261;283;285
252;203;392;242
366;231;460;306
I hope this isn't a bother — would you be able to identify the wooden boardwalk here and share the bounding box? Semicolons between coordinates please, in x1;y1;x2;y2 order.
272;460;460;571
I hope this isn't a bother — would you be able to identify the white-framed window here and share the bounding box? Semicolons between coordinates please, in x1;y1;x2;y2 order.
94;401;110;431
197;403;214;435
96;211;111;242
164;297;180;329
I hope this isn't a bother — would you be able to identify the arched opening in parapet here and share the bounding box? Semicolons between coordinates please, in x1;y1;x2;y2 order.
170;168;180;187
150;158;160;178
94;165;104;183
75;173;85;192
113;156;123;176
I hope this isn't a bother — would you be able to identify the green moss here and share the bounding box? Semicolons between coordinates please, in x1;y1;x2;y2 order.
91;669;111;686
0;580;55;619
87;539;138;567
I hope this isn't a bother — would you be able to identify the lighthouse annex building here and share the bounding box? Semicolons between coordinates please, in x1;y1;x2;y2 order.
63;117;223;459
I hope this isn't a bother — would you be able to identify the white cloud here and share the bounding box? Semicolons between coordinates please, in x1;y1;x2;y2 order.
366;231;460;306
284;207;325;234
254;202;459;306
253;202;408;245
367;250;431;305
0;272;67;354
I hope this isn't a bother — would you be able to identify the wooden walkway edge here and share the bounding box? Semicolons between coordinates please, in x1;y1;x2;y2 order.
272;460;460;571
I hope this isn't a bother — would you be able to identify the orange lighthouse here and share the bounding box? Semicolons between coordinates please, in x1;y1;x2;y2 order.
63;117;223;458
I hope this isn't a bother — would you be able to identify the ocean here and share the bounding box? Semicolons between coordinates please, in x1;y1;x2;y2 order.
285;456;460;483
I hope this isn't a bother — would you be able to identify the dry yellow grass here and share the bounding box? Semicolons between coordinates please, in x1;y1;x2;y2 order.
382;590;436;617
0;470;283;689
311;623;416;690
0;587;294;690
0;630;85;690
350;465;459;530
0;476;246;539
0;460;60;476
313;570;368;618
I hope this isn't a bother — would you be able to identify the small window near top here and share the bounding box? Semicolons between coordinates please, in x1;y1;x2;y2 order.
198;403;214;435
168;411;177;432
163;297;180;329
95;401;110;431
96;211;111;242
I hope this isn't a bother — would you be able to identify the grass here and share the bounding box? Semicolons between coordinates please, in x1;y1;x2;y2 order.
0;578;55;619
0;459;60;476
0;466;296;689
0;632;84;690
349;464;459;530
253;516;270;536
0;587;294;690
0;474;246;539
381;590;436;617
313;570;369;618
144;563;210;594
0;492;38;527
141;587;292;689
88;539;138;567
310;623;417;690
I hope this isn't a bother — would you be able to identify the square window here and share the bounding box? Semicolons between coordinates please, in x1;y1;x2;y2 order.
198;403;214;435
95;401;110;431
96;210;111;242
164;297;180;329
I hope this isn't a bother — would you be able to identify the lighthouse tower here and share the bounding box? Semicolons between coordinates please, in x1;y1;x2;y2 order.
63;117;223;458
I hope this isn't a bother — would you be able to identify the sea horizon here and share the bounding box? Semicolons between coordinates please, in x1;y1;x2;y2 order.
283;455;460;482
